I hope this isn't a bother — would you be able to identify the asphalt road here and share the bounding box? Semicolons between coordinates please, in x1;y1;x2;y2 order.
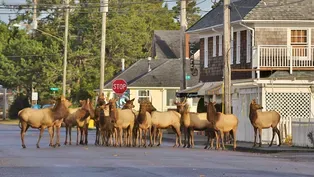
0;124;313;177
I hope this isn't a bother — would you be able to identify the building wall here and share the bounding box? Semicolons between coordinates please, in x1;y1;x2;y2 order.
255;28;287;46
199;30;252;83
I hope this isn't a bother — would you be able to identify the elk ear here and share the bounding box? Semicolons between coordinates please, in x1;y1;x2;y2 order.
130;98;135;102
173;100;178;105
212;101;216;105
251;99;256;104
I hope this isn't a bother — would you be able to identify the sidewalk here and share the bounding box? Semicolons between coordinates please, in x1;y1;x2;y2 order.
162;132;314;153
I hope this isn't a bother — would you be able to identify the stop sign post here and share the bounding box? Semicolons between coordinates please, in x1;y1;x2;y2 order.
112;79;127;96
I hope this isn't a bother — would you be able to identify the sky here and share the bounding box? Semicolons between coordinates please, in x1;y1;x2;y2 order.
0;0;213;23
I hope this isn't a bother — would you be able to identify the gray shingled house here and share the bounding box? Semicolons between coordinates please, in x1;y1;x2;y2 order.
101;58;201;112
185;0;314;146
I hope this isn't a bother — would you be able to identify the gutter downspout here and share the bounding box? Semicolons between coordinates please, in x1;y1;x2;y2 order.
239;22;257;78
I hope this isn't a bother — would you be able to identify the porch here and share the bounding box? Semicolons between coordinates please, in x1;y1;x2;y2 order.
253;45;314;77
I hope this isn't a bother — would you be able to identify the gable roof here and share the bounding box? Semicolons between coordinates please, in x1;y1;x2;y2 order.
152;30;199;59
187;0;314;32
104;58;199;89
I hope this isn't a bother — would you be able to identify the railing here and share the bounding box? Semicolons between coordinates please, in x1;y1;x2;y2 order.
257;45;314;68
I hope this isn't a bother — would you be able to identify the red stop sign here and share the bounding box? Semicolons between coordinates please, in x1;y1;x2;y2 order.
112;79;127;95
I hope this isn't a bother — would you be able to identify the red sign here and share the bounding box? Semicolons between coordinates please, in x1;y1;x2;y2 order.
112;79;127;95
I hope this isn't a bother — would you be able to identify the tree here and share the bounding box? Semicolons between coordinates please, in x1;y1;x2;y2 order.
1;0;180;104
211;0;222;9
172;0;201;28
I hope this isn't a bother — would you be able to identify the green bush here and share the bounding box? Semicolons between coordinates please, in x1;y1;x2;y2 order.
8;94;30;119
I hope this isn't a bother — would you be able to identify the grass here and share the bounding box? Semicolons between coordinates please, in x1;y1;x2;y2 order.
0;118;19;125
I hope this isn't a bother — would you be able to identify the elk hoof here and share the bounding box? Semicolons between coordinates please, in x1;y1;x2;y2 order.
187;145;191;148
278;144;281;147
204;145;208;149
252;144;256;147
233;148;236;151
157;143;161;147
64;142;67;145
183;144;186;148
259;144;262;147
36;144;40;148
22;144;26;149
268;144;272;147
173;144;177;148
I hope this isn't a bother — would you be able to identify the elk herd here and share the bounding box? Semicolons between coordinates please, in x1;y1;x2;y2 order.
17;94;282;150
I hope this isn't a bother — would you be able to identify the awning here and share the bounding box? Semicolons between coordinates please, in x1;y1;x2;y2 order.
176;82;204;98
198;82;223;96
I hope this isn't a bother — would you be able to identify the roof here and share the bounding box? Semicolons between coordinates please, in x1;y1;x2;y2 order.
104;58;200;89
152;30;199;59
187;0;314;32
267;71;314;80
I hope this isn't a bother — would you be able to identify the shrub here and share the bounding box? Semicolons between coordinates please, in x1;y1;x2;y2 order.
8;94;30;119
307;131;314;147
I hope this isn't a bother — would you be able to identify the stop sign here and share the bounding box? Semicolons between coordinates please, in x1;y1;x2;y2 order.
112;79;127;95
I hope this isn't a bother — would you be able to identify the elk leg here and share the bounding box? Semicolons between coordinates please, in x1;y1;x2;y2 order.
36;127;45;148
48;126;54;147
76;127;80;145
275;127;281;146
258;128;262;147
253;127;257;147
64;126;68;145
143;129;147;148
232;128;237;151
54;125;61;147
220;130;225;150
269;128;276;147
182;126;186;148
20;122;29;149
189;127;194;148
138;128;142;147
85;124;89;145
149;127;152;147
215;131;219;150
158;129;163;146
69;126;72;145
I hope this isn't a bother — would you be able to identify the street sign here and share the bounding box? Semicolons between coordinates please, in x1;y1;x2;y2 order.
112;79;127;95
50;87;59;91
32;92;38;101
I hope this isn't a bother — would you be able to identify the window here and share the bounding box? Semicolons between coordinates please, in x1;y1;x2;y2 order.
204;37;208;68
236;31;241;64
213;36;217;57
246;30;251;63
167;89;177;106
218;35;222;56
138;90;150;103
291;29;308;57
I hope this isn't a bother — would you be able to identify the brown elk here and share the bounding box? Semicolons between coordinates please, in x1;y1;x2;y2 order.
143;99;182;147
136;100;153;147
18;95;72;148
94;95;106;145
174;99;215;149
108;98;135;147
206;101;238;150
63;98;94;145
249;99;281;147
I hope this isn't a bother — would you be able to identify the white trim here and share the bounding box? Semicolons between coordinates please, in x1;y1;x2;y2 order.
236;31;241;64
230;27;234;64
204;37;208;68
213;36;217;57
199;27;247;38
246;30;251;63
186;20;242;34
242;20;314;23
218;35;222;56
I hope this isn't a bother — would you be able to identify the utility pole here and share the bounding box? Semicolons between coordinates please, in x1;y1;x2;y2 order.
99;0;108;96
223;0;231;114
32;0;37;30
180;0;187;91
62;0;69;97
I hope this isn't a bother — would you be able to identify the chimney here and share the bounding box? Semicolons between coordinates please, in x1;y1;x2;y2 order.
147;57;152;72
121;58;125;71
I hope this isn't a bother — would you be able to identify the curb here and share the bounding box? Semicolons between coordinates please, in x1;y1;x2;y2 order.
162;137;314;154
